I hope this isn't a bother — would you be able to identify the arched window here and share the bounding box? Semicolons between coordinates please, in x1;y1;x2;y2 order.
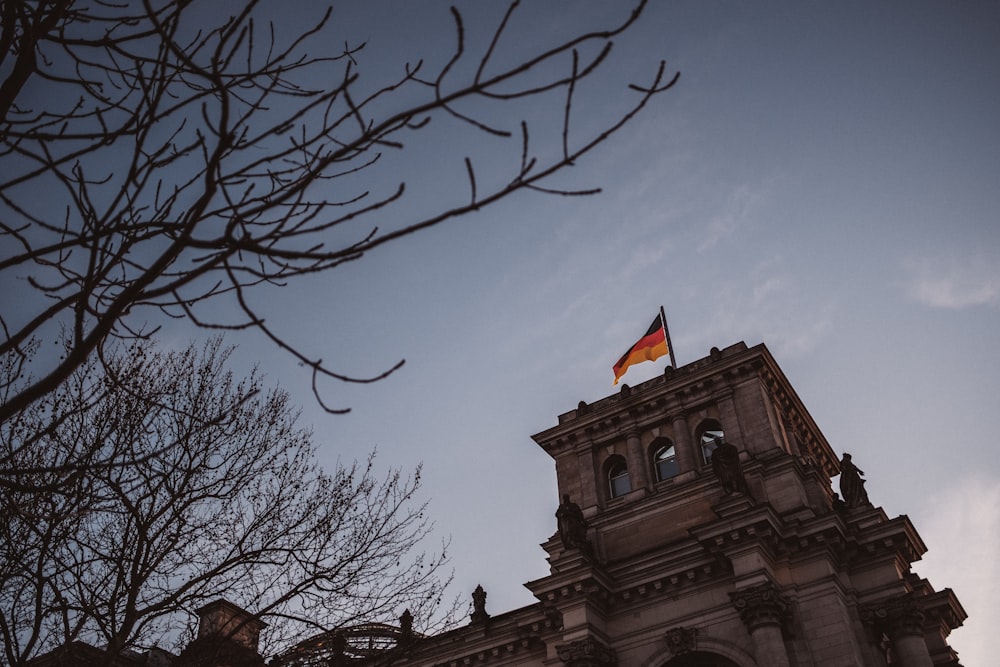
697;420;725;464
651;438;679;482
606;455;631;498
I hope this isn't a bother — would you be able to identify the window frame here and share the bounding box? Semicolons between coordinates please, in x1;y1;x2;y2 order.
696;420;725;465
606;455;631;499
651;438;679;482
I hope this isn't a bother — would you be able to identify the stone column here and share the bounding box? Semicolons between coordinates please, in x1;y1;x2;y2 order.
714;388;745;449
556;636;616;667
576;442;598;507
625;429;649;489
669;412;696;473
862;599;933;667
730;583;791;667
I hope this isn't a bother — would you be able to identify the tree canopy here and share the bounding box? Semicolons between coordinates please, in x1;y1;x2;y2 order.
0;338;450;664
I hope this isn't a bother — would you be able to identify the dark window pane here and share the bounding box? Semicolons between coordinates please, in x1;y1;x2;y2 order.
656;458;679;480
610;471;631;497
608;458;630;498
654;444;678;481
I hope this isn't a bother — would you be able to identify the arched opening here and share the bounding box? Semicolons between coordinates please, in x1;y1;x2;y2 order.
605;455;631;498
651;437;679;482
695;419;725;465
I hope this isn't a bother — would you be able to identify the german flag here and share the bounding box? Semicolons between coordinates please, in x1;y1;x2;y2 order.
613;316;668;385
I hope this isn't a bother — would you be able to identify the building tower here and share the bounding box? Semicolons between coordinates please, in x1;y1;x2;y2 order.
524;341;965;666
285;341;966;667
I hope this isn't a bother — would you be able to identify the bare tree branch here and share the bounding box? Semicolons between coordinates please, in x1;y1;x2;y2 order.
0;0;676;427
0;338;452;665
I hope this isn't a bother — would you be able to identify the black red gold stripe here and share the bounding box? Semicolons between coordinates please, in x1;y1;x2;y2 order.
613;317;668;385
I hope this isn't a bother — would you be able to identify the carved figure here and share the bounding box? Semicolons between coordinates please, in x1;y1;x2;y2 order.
555;494;589;551
710;437;747;495
470;584;489;623
839;453;870;508
398;609;413;646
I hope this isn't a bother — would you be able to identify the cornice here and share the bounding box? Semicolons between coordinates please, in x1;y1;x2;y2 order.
609;558;731;611
917;588;967;632
532;342;768;453
425;635;544;667
526;564;617;615
843;513;927;569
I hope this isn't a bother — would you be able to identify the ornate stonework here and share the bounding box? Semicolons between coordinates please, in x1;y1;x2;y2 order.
555;636;616;667
470;584;490;624
664;626;698;655
729;582;790;634
860;597;926;640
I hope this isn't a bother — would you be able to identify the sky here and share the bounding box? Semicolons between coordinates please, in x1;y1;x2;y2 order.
141;1;998;663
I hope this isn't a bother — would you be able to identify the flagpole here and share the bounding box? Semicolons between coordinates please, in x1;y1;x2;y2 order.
660;306;677;370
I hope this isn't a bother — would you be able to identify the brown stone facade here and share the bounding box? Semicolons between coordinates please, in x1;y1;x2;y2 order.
357;342;965;667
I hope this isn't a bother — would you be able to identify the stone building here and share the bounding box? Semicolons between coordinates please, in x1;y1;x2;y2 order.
33;341;966;666
287;341;965;667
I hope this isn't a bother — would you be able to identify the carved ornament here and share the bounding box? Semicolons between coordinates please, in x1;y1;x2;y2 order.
860;597;925;640
664;626;698;655
556;636;616;667
730;582;790;634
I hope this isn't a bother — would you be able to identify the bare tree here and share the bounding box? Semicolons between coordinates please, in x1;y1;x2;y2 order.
0;337;451;666
0;0;677;427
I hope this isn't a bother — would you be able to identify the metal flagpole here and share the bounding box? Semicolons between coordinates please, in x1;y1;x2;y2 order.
660;306;677;370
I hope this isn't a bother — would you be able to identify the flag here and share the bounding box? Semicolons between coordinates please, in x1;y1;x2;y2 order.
613;316;668;385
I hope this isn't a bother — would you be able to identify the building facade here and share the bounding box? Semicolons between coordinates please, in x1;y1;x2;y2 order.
335;341;965;667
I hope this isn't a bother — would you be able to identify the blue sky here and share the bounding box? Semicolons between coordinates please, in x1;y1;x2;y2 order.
166;2;999;662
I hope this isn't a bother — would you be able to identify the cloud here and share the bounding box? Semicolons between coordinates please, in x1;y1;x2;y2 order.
903;255;1000;309
917;475;1000;666
697;260;835;360
697;182;767;253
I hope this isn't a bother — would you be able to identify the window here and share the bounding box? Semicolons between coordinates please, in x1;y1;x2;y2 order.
607;456;631;498
652;439;679;482
698;421;725;464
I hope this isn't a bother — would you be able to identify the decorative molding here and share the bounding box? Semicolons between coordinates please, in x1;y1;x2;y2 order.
470;584;490;624
860;597;926;640
664;626;698;655
430;638;539;667
730;582;790;634
556;636;616;667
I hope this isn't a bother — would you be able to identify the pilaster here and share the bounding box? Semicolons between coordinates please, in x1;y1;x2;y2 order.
730;582;791;667
669;412;696;474
861;597;934;667
625;428;649;490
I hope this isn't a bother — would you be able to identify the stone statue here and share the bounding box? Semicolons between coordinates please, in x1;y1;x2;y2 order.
710;436;747;495
555;494;589;551
398;609;413;646
839;453;870;508
470;584;489;623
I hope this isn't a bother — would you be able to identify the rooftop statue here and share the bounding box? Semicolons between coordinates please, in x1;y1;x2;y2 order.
556;494;590;552
711;437;748;495
839;453;871;508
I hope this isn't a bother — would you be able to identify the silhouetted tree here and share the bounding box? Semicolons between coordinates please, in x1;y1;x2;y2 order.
0;338;451;665
0;0;677;436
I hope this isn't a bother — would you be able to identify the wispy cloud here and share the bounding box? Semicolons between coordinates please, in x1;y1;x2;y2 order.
903;255;1000;309
917;475;1000;666
696;260;835;360
697;182;767;253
